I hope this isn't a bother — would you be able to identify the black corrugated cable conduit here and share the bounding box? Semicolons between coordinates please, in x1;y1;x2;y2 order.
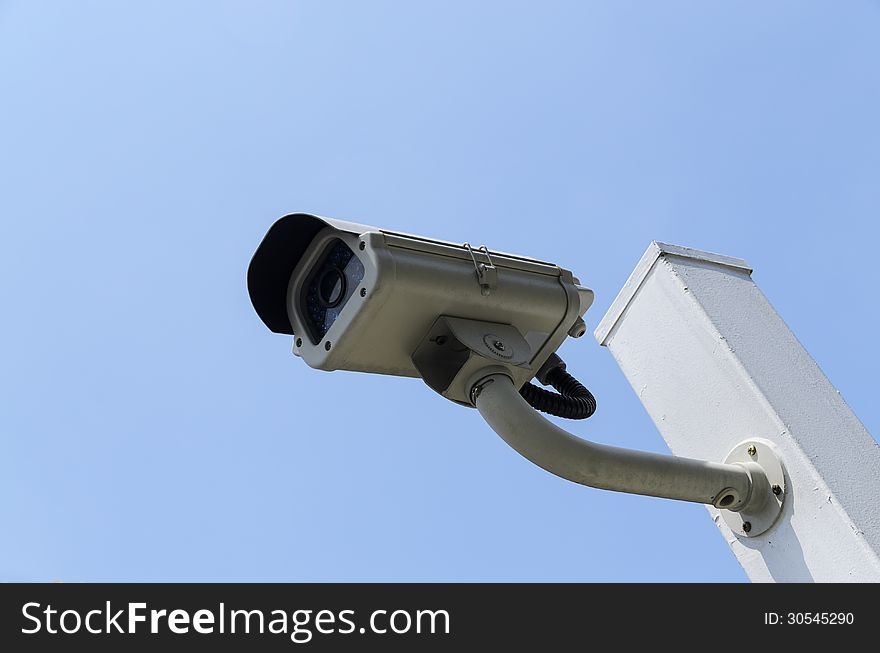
519;353;597;420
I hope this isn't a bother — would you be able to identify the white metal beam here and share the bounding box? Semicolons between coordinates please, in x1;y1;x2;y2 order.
595;242;880;582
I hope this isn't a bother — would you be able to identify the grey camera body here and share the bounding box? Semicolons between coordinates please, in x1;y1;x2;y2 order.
247;213;593;404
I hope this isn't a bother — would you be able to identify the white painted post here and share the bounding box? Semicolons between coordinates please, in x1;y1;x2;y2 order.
594;242;880;582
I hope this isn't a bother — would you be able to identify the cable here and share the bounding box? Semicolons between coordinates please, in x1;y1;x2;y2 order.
519;354;596;420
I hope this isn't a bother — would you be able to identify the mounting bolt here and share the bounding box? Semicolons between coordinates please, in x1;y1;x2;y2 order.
747;445;757;456
772;484;782;496
742;521;752;534
469;378;495;405
493;340;505;351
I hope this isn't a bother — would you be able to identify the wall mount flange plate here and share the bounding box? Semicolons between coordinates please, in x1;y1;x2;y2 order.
719;438;786;538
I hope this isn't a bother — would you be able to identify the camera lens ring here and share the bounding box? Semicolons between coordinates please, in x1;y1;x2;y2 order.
316;267;346;308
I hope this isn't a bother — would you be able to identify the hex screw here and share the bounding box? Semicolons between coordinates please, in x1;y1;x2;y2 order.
360;288;367;297
359;241;366;251
772;484;782;496
742;521;752;534
747;445;757;456
493;340;505;351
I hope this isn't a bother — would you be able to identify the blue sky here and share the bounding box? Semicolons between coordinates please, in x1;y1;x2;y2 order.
1;1;878;581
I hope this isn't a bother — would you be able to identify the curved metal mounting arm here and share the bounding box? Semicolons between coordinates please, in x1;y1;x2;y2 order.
471;372;772;513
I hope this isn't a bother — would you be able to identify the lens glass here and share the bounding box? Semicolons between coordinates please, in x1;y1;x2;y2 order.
300;239;365;344
318;268;345;307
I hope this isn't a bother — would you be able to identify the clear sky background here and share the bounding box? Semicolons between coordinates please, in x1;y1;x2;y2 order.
2;1;878;582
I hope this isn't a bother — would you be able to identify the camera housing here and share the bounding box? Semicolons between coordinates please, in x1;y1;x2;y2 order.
247;213;593;404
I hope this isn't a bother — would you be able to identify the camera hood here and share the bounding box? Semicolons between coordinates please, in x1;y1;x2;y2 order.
247;213;373;335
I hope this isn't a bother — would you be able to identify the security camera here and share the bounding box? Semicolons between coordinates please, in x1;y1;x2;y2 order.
247;213;595;407
248;213;784;532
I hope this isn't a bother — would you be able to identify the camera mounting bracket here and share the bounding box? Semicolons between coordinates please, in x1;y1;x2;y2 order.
717;439;786;537
469;369;785;519
411;316;534;406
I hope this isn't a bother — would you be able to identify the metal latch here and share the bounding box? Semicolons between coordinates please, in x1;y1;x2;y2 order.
464;243;497;296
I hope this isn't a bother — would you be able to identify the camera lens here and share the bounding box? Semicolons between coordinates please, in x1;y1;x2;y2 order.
300;239;365;344
317;267;345;308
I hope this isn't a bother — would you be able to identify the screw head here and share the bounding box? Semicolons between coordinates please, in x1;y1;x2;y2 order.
358;241;366;250
747;445;757;456
742;521;752;534
482;334;513;359
360;287;367;297
772;484;782;496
